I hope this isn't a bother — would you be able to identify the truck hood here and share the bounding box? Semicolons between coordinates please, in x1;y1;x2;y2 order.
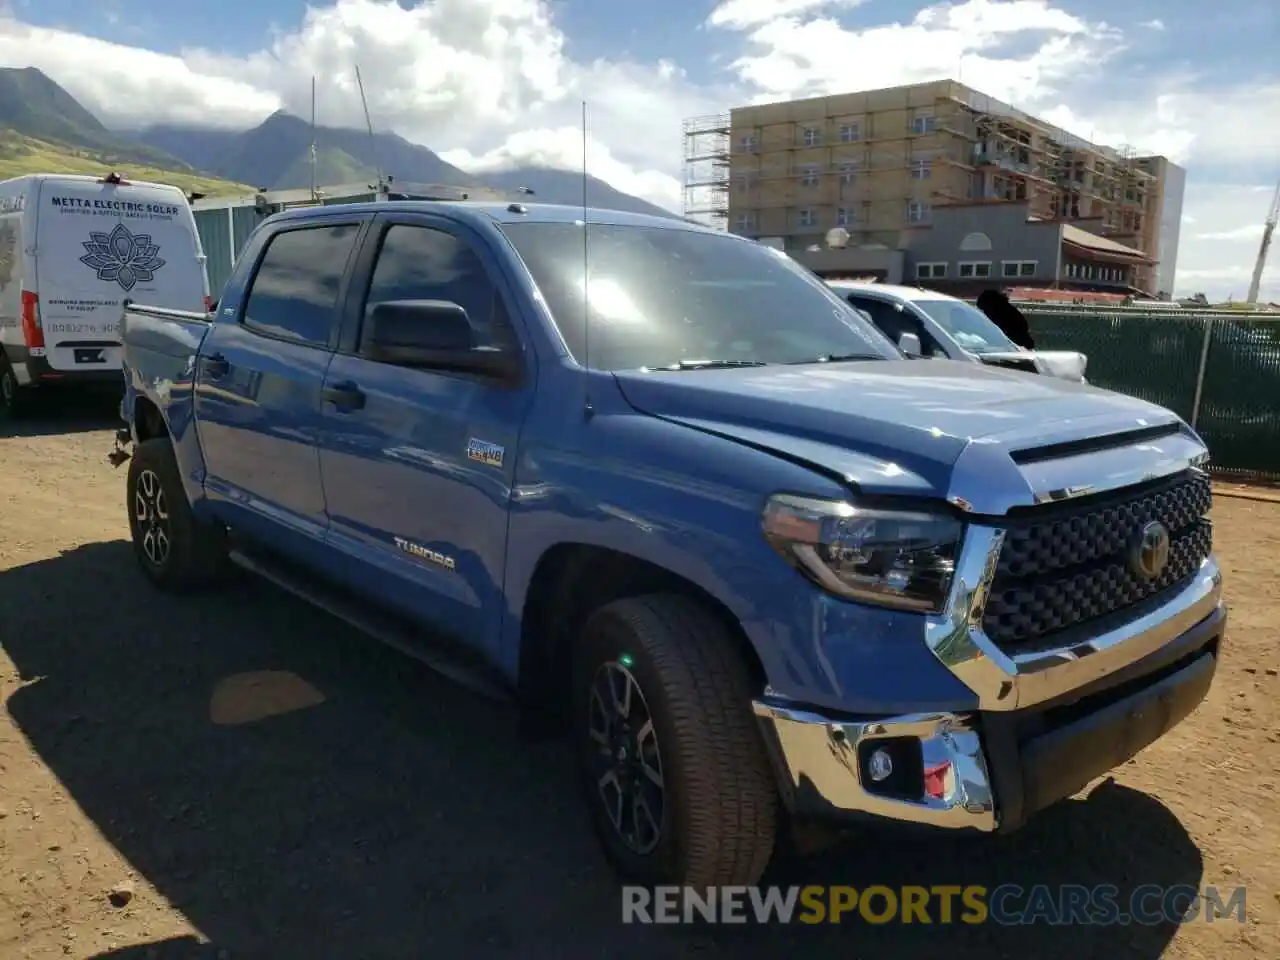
612;359;1203;514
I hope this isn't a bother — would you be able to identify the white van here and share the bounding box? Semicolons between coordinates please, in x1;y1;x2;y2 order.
0;173;211;416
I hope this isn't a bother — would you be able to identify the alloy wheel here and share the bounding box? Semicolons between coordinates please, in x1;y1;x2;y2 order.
586;660;666;855
134;468;171;568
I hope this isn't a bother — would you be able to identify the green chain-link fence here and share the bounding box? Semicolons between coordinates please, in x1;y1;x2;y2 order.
1020;304;1280;481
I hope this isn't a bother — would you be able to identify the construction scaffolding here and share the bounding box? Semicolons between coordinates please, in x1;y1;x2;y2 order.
682;114;731;231
687;81;1160;263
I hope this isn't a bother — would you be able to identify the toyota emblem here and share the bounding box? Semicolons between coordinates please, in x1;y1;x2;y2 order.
1130;520;1171;580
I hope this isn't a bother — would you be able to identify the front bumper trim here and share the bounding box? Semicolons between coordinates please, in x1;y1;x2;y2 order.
751;703;996;831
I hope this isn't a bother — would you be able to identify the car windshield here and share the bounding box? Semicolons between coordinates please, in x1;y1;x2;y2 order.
498;221;900;371
912;299;1019;355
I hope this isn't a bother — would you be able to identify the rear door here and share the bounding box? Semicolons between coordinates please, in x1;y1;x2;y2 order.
193;216;366;552
33;178;209;373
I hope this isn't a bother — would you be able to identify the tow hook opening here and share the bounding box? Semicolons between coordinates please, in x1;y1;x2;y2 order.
108;427;132;468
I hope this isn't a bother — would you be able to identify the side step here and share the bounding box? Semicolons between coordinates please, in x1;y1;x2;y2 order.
228;547;513;704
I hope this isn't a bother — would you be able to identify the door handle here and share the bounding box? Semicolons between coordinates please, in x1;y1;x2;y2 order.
201;353;230;379
322;381;366;411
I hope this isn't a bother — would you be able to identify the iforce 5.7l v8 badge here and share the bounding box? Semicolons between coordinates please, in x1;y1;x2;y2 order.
467;438;505;468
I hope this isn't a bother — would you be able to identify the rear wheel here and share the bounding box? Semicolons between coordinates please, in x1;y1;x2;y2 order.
572;594;779;887
127;438;228;591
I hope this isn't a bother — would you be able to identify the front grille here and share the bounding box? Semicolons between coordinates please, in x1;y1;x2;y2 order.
982;470;1213;651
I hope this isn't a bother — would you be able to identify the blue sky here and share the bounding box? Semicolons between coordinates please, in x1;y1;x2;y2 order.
2;0;1277;299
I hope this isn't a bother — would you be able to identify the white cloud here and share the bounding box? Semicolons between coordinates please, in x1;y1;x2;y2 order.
707;0;866;30
1139;18;1165;30
712;0;1120;106
1176;184;1278;301
440;128;683;211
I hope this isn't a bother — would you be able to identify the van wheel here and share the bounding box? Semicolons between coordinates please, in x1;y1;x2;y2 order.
0;357;27;419
127;438;228;591
572;594;778;887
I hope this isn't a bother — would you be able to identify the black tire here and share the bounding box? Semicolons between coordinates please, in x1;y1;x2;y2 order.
572;593;779;887
127;437;228;591
0;354;28;419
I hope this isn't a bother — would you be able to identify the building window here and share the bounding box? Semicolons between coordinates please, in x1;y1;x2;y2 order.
839;162;857;184
910;158;931;180
799;164;820;187
734;212;756;232
733;175;750;194
839;122;861;143
958;261;991;279
910;114;937;135
837;207;854;226
798;208;816;228
916;262;947;280
739;133;758;152
802;126;821;147
1002;260;1037;278
906;200;931;223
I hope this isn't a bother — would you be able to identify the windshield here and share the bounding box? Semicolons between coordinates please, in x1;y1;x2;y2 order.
498;222;900;370
912;299;1019;355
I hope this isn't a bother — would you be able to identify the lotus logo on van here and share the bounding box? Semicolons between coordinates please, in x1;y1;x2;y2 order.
79;223;166;292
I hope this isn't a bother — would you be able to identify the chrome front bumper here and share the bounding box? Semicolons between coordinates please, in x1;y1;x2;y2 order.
752;548;1226;832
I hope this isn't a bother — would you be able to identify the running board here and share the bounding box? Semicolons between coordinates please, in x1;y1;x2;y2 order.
227;548;513;704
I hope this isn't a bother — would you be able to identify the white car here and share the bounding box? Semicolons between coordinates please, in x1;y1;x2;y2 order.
826;280;1088;382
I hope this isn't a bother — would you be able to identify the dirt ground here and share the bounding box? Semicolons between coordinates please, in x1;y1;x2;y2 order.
1;395;1277;960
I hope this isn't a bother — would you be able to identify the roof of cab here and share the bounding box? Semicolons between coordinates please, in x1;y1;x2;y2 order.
267;200;715;233
825;280;963;304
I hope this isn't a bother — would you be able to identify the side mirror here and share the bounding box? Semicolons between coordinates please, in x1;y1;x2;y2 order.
897;332;923;358
363;299;520;382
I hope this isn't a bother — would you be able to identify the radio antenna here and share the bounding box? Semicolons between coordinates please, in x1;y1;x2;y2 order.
581;100;593;418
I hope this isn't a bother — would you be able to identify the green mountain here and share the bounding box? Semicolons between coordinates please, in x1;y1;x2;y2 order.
0;66;198;173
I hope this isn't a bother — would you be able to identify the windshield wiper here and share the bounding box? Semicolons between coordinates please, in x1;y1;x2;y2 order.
649;359;770;371
786;352;885;365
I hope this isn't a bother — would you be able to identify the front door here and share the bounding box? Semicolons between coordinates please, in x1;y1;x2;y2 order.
316;215;536;659
194;219;364;550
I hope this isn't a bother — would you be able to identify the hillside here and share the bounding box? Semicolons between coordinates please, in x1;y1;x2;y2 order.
0;65;676;216
138;113;678;216
0;130;253;195
0;67;197;173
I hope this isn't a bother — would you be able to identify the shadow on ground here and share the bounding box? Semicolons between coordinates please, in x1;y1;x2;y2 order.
0;388;123;438
2;542;1204;960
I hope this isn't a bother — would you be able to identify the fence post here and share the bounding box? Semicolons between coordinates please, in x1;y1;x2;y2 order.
1190;316;1216;429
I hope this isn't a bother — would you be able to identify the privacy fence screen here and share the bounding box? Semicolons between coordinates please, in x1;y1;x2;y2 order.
1020;304;1280;482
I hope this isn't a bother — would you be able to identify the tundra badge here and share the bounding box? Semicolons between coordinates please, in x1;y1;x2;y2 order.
394;537;456;571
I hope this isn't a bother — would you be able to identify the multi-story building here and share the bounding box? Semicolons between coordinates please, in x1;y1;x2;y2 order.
682;80;1185;296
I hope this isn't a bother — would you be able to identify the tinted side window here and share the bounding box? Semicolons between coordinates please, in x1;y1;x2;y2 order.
242;223;361;347
361;225;515;351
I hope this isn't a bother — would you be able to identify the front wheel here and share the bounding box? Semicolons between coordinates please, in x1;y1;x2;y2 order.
126;438;228;591
572;594;779;888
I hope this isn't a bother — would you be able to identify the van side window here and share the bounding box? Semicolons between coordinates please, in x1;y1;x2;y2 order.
242;223;361;347
359;225;517;352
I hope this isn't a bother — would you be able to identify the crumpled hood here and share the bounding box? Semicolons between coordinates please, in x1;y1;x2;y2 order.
612;359;1194;511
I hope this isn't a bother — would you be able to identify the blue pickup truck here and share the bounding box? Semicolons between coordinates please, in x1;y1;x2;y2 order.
114;201;1226;888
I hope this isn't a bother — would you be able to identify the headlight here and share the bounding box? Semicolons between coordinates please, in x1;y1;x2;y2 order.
761;494;963;613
